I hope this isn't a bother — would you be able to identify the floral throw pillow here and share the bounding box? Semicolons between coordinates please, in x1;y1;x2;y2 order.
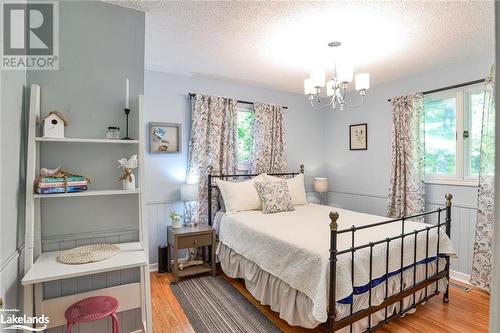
255;180;295;214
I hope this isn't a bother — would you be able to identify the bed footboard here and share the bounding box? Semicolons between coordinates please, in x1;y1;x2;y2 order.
327;194;453;333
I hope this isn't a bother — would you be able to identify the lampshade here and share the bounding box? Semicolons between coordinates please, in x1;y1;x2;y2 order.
180;183;198;202
336;60;353;83
310;70;326;88
304;78;315;95
355;73;370;91
326;80;335;96
313;178;328;193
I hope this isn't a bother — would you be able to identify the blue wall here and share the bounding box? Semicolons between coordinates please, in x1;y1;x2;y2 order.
324;55;494;277
324;55;493;207
144;70;327;264
144;70;327;203
143;55;494;275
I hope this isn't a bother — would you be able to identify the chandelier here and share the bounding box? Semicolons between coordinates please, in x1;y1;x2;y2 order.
304;42;370;110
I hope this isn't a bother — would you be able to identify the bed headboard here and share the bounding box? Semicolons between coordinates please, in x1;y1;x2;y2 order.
206;164;304;226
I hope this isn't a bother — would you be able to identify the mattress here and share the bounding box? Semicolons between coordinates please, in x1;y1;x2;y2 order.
216;203;455;324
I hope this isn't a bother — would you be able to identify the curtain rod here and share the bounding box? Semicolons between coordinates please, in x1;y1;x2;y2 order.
188;93;288;110
387;79;486;102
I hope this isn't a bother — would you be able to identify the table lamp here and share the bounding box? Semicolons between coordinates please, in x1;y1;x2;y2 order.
313;178;329;205
180;183;199;227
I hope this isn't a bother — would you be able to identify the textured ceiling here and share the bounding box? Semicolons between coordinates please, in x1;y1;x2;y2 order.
117;1;494;93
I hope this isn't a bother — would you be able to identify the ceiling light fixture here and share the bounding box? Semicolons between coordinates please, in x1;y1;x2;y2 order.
304;42;370;110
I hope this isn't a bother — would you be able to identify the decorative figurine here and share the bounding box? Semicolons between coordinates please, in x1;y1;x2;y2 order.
42;111;69;138
117;154;138;190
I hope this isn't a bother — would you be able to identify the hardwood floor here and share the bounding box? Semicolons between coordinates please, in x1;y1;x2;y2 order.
151;272;490;333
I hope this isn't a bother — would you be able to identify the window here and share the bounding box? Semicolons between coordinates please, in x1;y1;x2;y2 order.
236;106;254;170
424;84;485;185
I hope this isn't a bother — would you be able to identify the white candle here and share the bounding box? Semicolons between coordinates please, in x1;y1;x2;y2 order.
125;78;130;109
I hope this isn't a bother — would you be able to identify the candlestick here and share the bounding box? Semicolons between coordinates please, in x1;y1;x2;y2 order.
122;108;132;140
125;78;129;109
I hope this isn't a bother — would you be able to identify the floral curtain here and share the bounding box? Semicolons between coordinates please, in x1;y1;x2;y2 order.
387;94;426;218
186;94;238;225
249;102;287;173
471;71;495;291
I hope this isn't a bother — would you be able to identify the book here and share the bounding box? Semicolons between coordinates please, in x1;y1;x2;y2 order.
39;176;86;183
37;181;88;188
36;186;88;194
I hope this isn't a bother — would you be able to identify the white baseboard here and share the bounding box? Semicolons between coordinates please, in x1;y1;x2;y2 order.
450;270;471;285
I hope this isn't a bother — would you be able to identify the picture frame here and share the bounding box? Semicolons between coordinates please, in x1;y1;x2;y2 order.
349;123;368;150
149;122;182;154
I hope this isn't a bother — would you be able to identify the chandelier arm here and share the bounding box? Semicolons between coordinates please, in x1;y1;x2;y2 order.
342;93;365;108
309;95;336;110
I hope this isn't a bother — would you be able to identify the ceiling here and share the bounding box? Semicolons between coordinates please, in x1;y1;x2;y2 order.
119;1;494;94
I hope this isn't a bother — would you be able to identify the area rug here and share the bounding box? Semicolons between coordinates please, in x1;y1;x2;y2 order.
170;275;282;333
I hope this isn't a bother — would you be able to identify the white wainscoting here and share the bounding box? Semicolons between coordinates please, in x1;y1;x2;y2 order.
146;200;184;265
328;190;477;278
425;200;477;277
0;245;24;310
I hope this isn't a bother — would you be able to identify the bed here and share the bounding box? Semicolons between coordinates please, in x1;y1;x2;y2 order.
208;167;455;333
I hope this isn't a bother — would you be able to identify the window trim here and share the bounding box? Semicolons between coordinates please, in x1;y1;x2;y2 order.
424;83;484;186
237;161;250;171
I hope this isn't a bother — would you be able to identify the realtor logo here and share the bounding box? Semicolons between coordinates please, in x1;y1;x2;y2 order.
0;307;49;331
1;1;59;70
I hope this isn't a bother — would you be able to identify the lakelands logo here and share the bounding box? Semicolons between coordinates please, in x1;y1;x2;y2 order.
1;1;59;70
0;308;49;331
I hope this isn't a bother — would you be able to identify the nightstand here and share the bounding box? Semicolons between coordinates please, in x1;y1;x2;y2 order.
167;224;216;283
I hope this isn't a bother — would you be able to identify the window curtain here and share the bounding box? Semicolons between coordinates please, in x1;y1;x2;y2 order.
186;94;238;225
471;71;495;291
387;94;426;218
249;102;287;173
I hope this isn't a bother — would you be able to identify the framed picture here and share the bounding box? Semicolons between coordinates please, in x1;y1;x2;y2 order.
149;122;182;154
349;123;368;150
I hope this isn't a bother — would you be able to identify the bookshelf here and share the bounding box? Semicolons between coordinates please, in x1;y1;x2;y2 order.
35;137;139;144
33;188;140;199
22;85;152;332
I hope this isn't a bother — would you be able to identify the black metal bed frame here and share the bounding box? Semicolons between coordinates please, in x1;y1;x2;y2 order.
207;165;452;333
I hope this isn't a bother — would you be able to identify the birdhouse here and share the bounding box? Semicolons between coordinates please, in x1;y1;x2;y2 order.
42;111;69;138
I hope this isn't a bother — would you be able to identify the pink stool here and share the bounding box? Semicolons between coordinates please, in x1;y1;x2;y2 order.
64;296;119;333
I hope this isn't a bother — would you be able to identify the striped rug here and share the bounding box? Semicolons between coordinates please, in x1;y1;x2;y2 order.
171;275;282;333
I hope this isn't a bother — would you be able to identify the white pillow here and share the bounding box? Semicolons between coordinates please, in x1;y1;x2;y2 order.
216;174;267;213
264;173;308;206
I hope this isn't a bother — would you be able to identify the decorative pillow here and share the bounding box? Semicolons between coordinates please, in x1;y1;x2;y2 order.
216;174;267;213
254;180;295;214
264;173;308;206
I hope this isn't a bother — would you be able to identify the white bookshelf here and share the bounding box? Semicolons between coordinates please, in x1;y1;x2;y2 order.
22;242;147;285
35;137;139;144
33;188;140;199
22;85;152;332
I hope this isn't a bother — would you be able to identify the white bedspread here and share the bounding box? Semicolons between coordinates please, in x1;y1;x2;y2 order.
218;203;455;323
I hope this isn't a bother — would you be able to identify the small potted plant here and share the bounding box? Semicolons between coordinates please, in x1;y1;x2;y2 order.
170;211;182;228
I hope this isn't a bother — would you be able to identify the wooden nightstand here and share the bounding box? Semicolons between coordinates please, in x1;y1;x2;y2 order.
167;224;216;283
